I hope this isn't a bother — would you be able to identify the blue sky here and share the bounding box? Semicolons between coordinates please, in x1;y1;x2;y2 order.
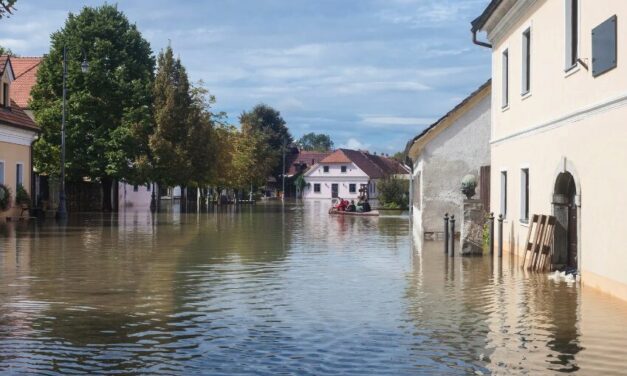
0;0;491;153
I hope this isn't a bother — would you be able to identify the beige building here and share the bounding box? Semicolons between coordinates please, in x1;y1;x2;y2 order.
472;1;627;300
0;56;39;219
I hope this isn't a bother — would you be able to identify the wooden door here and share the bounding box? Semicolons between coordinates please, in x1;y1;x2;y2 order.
331;184;339;198
567;203;578;268
480;165;491;212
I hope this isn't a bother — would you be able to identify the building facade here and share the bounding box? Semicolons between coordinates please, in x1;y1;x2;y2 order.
303;149;409;200
406;81;491;239
0;56;39;219
472;0;627;299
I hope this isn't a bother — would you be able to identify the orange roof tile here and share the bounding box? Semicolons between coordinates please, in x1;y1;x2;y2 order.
11;57;42;108
320;150;352;164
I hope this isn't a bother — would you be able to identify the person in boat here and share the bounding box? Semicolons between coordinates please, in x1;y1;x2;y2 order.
335;197;348;211
362;200;371;213
346;200;356;212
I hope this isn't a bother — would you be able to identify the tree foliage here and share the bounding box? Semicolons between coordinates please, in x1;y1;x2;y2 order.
31;4;154;210
377;177;409;209
297;132;334;152
0;0;16;19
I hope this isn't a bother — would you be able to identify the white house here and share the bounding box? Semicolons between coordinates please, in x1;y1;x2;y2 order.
406;80;491;239
303;149;409;200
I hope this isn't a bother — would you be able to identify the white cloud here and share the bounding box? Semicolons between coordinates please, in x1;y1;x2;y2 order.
340;138;371;151
361;116;433;126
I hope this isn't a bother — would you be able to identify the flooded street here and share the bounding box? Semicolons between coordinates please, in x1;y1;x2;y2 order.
1;202;627;375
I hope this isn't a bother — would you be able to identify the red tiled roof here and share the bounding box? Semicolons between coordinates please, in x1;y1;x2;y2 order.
320;150;352;164
287;150;331;175
11;57;42;108
318;148;409;179
0;99;38;131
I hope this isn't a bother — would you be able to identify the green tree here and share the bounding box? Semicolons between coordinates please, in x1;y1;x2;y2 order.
0;0;16;19
0;46;15;55
377;177;409;209
297;132;334;151
239;104;292;179
149;45;194;190
31;4;155;211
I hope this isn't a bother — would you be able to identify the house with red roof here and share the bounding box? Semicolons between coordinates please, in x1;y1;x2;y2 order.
302;149;409;201
0;56;40;219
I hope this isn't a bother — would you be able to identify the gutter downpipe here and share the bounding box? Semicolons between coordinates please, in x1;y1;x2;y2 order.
472;29;492;49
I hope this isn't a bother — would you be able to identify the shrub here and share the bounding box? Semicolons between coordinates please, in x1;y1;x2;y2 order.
377;177;409;209
15;184;31;206
0;184;11;211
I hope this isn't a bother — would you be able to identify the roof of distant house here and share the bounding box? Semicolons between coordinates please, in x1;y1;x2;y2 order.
0;55;39;132
11;57;42;108
287;150;331;176
317;149;409;179
0;55;13;78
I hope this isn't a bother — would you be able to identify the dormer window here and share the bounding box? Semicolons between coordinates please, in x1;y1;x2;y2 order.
323;166;329;173
3;82;9;107
341;166;347;173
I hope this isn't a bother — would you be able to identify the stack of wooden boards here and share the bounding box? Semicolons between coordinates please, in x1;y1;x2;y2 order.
522;214;556;272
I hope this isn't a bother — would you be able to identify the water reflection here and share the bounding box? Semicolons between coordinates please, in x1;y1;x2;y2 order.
0;203;627;374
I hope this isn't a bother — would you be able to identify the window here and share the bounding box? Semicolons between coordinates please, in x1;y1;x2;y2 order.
522;28;531;95
341;166;347;173
349;184;356;193
521;169;529;222
323;166;329;173
146;183;151;191
2;83;8;107
133;184;139;192
500;171;508;218
370;182;376;194
16;163;23;187
413;172;421;210
314;183;321;193
502;49;509;108
592;15;618;77
0;161;4;184
565;0;579;69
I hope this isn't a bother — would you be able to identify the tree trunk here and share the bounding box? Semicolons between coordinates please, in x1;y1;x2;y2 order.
101;176;113;212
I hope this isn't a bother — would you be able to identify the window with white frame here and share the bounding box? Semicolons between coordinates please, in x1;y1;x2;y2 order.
502;49;509;107
500;171;508;218
565;0;579;69
521;168;529;222
522;28;531;95
323;166;329;173
341;166;347;173
16;163;23;187
314;183;321;193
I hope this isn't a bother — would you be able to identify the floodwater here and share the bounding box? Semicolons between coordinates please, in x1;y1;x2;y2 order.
1;202;627;375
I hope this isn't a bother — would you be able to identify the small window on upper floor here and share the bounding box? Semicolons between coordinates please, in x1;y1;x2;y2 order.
502;49;509;108
565;0;579;70
133;184;139;192
323;166;329;173
522;28;531;95
2;83;9;107
341;166;347;173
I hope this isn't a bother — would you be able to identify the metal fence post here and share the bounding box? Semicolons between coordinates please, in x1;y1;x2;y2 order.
489;212;495;255
498;214;504;258
444;213;449;253
449;215;455;257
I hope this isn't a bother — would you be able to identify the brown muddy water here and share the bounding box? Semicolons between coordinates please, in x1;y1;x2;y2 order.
1;201;627;375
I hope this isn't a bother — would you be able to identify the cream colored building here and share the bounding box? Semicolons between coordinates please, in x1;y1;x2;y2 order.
472;0;627;300
0;56;39;219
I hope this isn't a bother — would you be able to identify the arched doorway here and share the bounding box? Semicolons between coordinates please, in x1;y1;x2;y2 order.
552;172;578;270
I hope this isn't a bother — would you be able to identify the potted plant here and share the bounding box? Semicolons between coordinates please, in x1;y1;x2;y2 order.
15;184;31;207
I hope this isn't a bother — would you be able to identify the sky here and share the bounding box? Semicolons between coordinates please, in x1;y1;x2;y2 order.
0;0;491;154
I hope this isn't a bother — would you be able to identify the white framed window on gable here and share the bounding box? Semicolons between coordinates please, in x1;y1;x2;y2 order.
522;27;531;95
565;0;579;70
502;49;509;108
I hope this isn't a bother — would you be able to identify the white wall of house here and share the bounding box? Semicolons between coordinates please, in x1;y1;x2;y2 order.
118;182;155;209
303;162;372;200
412;93;491;237
479;0;627;300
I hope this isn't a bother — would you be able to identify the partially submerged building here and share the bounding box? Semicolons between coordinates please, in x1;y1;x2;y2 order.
406;80;491;239
472;0;627;299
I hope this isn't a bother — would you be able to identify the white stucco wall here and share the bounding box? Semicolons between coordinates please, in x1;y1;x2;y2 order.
118;182;155;209
303;162;373;200
412;93;491;235
482;0;627;300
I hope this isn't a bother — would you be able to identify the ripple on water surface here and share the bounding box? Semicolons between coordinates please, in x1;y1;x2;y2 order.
1;202;627;375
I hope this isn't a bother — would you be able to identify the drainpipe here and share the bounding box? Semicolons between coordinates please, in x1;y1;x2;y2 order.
472;29;492;49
